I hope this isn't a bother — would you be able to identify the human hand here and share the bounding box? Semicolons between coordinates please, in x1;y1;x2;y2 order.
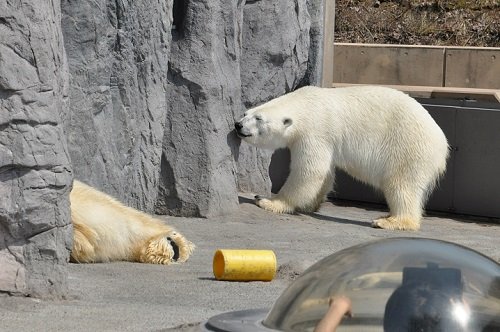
314;295;353;332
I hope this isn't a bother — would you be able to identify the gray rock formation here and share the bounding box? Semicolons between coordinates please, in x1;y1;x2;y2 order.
156;0;242;217
240;0;312;107
0;0;73;297
60;0;324;217
236;0;319;195
157;0;325;216
61;0;173;212
1;0;326;297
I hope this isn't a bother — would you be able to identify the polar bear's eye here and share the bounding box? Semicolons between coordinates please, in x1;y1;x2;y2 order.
255;116;263;121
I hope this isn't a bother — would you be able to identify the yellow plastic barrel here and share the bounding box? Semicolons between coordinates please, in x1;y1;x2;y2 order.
213;249;277;281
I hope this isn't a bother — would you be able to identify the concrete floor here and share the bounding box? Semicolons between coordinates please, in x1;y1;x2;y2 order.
1;195;499;332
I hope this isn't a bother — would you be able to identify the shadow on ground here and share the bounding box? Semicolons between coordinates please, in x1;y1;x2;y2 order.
305;212;371;228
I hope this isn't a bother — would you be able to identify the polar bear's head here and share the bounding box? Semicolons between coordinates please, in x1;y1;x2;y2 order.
235;107;293;150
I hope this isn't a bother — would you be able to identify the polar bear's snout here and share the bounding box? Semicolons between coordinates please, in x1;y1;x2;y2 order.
235;121;251;138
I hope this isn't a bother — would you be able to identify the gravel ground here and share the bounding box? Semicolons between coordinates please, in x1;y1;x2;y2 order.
335;0;500;47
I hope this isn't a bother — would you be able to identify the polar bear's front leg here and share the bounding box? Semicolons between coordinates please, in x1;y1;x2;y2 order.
136;230;195;264
256;146;334;214
255;195;295;214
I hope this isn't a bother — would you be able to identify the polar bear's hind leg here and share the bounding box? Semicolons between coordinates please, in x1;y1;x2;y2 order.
372;181;427;231
372;215;420;231
71;222;99;263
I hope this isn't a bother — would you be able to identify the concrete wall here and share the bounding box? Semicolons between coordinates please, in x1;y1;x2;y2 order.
445;48;500;89
332;43;500;89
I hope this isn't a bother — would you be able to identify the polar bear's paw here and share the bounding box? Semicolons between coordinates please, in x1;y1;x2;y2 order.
372;216;420;231
139;232;195;265
171;231;196;263
255;195;295;214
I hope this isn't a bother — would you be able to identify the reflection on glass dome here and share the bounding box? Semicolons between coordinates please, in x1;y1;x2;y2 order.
263;237;500;332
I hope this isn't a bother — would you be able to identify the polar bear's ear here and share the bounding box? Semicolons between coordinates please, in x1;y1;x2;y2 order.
283;118;293;127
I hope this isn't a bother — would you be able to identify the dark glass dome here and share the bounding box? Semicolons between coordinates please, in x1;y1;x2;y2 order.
263;237;500;332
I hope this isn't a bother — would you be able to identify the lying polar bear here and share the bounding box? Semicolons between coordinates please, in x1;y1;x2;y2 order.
235;86;449;231
70;180;194;264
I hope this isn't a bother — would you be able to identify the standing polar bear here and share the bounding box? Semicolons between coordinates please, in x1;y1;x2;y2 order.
70;181;194;264
235;86;449;231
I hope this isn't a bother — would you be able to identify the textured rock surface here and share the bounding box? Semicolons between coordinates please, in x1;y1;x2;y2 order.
236;0;321;195
61;0;173;212
157;0;325;216
240;0;312;107
61;0;324;217
1;0;326;297
0;0;72;297
156;0;242;217
306;0;328;86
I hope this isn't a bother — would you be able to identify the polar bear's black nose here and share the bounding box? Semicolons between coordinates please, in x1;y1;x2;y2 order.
235;122;243;131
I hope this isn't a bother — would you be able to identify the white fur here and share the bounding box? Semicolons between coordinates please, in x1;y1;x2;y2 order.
236;86;449;230
70;181;194;264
